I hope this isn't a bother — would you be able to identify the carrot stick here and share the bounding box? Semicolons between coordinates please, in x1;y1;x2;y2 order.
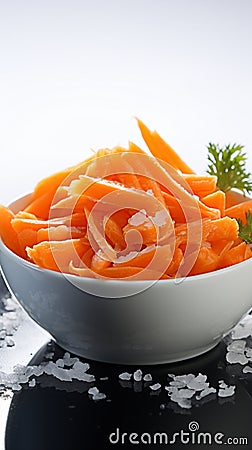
0;205;26;258
189;247;220;276
225;199;252;223
218;242;248;269
225;189;249;208
27;238;90;272
136;118;194;174
182;174;217;198
201;190;226;217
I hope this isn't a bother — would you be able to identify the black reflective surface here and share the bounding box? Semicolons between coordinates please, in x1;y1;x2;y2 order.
1;274;252;450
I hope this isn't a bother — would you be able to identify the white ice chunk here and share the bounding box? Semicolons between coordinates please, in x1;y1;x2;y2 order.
143;373;152;382
176;388;196;399
218;385;236;398
133;369;142;382
186;374;209;391
231;315;252;339
226;351;248;365
92;392;106;401
196;387;217;400
227;340;246;354
119;372;132;381
245;347;252;359
88;387;99;396
149;383;161;391
243;366;252;374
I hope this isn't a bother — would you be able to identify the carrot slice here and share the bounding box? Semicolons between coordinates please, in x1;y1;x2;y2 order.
91;253;111;271
218;241;249;269
24;192;56;220
189;246;219;276
37;226;84;242
182;174;217;198
27;238;90;272
114;244;172;270
225;189;249;208
0;205;26;258
225;199;252;223
201;191;226;217
105;217;126;250
136;118;194;174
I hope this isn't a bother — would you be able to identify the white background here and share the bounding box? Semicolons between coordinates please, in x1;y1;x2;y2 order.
0;0;252;204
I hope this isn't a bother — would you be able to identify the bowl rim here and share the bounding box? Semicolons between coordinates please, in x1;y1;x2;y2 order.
1;190;252;285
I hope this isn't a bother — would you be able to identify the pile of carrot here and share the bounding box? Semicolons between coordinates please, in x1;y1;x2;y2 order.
1;118;252;280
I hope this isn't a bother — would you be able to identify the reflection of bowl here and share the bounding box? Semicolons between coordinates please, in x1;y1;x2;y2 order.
1;193;252;365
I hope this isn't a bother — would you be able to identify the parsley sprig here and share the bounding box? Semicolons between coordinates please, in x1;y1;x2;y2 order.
237;211;252;244
207;143;252;195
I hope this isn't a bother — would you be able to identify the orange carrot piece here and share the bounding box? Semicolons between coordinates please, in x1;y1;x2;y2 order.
175;217;238;246
182;174;217;198
0;205;26;258
27;238;90;272
114;245;172;270
136;118;194;174
225;189;249;209
105;217;126;250
30;153;96;203
24;192;56;220
218;242;250;269
166;247;184;277
189;246;220;276
37;226;84;242
201;190;226;217
225;199;252;224
91;253;111;271
210;239;234;256
17;229;38;252
30;170;73;202
95;266;170;280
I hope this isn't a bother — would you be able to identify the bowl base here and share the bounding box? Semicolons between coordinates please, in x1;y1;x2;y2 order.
55;339;221;366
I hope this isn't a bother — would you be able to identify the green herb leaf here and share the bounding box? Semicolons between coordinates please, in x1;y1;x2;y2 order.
207;143;252;194
237;211;252;244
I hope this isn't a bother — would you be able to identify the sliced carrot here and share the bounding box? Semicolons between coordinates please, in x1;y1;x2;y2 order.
11;212;86;234
166;246;184;277
17;229;38;252
37;226;84;242
91;253;111;271
218;242;249;269
189;246;220;276
225;189;249;208
105;217;126;250
0;205;26;258
114;245;172;270
201;190;226;217
175;217;238;247
182;174;217;198
225;199;252;223
11;217;63;233
30;153;96;203
211;239;234;256
26;238;90;272
136;118;194;174
24;192;55;220
30;169;73;203
81;247;95;269
94;266;170;280
163;192;186;223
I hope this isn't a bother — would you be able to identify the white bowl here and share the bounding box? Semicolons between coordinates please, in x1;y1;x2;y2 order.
1;193;252;365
